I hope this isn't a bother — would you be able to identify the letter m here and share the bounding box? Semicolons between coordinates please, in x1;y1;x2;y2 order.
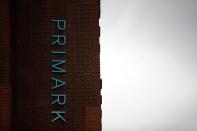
52;60;65;73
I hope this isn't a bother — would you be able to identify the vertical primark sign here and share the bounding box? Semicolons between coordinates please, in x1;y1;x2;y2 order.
50;19;67;123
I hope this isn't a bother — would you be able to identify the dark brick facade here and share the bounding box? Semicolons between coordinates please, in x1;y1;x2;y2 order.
0;0;101;130
0;0;11;131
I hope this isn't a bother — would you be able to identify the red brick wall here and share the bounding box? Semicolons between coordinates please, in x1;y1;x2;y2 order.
85;107;102;131
0;0;101;130
0;86;11;131
0;0;11;131
12;0;101;130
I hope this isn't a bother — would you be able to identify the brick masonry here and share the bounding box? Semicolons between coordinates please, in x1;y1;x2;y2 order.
0;0;11;131
0;0;101;131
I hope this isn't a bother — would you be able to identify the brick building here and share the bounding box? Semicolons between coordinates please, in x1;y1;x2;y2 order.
0;0;11;131
0;0;101;131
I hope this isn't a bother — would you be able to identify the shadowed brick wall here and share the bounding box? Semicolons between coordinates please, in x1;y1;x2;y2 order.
0;0;11;131
11;0;101;131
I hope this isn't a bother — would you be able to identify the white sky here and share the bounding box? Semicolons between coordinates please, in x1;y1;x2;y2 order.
101;0;197;131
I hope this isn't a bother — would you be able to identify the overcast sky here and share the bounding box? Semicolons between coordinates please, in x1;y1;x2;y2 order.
101;0;197;131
